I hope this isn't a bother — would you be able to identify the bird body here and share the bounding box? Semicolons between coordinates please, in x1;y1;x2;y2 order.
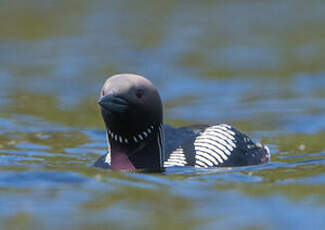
95;74;270;172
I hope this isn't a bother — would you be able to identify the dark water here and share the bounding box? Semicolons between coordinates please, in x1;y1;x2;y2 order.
1;1;325;229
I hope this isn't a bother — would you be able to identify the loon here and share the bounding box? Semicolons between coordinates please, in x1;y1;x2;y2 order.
94;74;270;172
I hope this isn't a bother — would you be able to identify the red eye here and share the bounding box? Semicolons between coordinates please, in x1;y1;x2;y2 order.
136;89;144;98
101;90;105;97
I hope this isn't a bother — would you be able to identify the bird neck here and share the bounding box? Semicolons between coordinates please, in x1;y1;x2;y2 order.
106;124;165;172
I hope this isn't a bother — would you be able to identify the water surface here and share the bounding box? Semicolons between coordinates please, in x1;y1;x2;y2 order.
1;1;325;229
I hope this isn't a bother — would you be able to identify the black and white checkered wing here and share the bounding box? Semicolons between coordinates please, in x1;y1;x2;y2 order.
193;124;269;167
193;124;238;167
163;124;270;168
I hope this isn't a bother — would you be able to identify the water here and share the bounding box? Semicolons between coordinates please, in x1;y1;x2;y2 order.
1;0;325;229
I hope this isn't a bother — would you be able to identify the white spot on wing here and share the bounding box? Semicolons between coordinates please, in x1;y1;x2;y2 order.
204;131;236;149
164;147;186;167
196;136;233;152
195;157;209;168
217;125;236;135
195;155;214;166
206;128;236;142
196;150;219;165
194;145;224;163
193;124;238;167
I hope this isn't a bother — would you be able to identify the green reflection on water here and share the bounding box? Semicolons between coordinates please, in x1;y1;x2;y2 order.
273;132;325;155
0;0;88;40
3;212;39;230
7;91;102;128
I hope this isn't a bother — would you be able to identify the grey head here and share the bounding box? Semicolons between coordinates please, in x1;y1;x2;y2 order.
98;74;165;172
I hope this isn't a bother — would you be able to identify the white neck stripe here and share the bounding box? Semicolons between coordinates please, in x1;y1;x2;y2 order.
107;124;156;144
